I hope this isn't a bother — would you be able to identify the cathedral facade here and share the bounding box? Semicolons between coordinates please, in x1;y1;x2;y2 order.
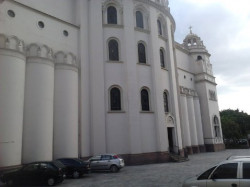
0;0;224;168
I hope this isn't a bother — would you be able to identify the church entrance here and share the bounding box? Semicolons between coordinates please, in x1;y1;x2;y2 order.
168;127;174;153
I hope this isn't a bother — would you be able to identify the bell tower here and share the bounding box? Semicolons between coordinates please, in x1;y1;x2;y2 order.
182;28;225;151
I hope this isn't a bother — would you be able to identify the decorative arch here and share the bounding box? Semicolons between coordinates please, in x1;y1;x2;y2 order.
0;34;25;53
26;43;53;59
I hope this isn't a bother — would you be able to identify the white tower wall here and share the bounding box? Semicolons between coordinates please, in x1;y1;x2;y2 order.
53;52;79;159
22;44;54;163
0;34;26;167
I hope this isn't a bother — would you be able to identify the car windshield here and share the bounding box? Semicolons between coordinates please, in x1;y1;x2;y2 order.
197;166;217;180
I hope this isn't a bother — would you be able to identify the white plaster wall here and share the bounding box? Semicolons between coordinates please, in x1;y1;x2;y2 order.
22;60;54;163
176;48;194;73
106;113;129;154
140;114;157;153
0;51;25;167
178;69;195;90
53;67;78;159
0;1;78;54
14;0;77;25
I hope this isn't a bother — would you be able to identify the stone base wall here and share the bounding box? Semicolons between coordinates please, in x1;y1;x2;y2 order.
205;143;225;152
199;145;206;153
192;145;200;154
186;146;193;155
120;152;170;165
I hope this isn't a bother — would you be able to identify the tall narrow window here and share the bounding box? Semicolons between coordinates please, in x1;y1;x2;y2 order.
108;39;119;61
214;116;221;137
138;43;146;63
136;11;144;28
110;87;121;110
160;49;165;68
107;6;117;24
141;89;150;111
157;19;162;35
163;91;169;113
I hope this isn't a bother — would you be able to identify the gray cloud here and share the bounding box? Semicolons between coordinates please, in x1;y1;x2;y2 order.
170;0;250;113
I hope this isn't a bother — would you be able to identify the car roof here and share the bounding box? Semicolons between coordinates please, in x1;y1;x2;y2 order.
227;156;250;160
221;157;250;164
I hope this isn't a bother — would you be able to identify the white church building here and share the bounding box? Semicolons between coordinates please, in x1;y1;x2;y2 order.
0;0;224;168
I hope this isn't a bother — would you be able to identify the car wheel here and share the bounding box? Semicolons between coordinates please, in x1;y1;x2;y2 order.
72;171;80;179
6;179;14;186
47;178;55;186
110;165;119;173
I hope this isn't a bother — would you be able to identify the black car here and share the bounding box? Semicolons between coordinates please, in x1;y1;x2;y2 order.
0;161;65;186
56;158;90;179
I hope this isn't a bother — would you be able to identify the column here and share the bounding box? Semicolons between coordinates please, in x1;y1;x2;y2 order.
180;94;192;154
193;96;205;152
187;95;199;153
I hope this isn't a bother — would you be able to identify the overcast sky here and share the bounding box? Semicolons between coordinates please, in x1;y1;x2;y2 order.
169;0;250;114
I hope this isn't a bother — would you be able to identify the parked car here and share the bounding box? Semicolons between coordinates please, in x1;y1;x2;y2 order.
0;161;65;186
183;156;250;187
88;154;125;172
56;158;90;179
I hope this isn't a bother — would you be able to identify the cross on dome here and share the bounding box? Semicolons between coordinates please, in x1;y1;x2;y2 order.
189;26;193;34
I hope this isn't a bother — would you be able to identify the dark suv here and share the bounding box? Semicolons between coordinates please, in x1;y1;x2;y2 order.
56;158;90;179
0;161;65;186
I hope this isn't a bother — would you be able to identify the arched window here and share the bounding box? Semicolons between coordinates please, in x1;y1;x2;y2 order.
141;88;150;111
108;39;119;61
160;48;165;68
163;91;169;113
138;43;146;63
214;116;219;124
213;116;221;138
110;87;121;110
107;6;117;24
136;11;144;28
157;19;162;35
197;55;202;60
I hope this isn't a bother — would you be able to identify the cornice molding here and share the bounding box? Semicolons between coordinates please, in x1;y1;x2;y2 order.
26;56;54;67
0;48;26;60
55;63;78;73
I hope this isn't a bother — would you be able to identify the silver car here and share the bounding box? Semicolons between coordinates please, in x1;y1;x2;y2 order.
88;154;125;172
183;156;250;187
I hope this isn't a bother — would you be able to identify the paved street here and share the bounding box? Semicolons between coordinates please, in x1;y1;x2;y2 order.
1;149;250;187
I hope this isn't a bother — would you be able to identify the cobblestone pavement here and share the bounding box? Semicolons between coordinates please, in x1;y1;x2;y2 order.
1;149;250;187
